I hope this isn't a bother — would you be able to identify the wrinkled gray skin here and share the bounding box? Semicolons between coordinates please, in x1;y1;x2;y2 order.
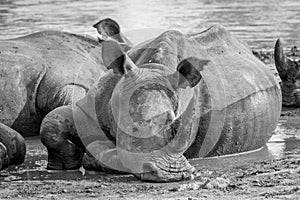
0;31;104;170
0;18;130;170
274;39;300;106
42;24;281;182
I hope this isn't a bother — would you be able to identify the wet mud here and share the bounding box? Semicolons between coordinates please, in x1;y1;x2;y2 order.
1;48;300;199
0;106;299;200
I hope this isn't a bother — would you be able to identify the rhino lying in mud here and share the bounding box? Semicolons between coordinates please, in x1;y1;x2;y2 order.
0;30;105;170
0;17;133;170
40;24;282;182
274;39;300;106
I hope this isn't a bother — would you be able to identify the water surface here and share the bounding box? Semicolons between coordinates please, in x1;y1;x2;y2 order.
1;129;299;182
0;0;300;182
0;0;299;49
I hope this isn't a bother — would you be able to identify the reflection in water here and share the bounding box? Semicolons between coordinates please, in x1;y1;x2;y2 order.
1;135;299;181
266;142;285;159
0;0;299;49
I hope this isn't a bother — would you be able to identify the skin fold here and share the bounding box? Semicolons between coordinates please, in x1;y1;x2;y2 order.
0;18;128;170
1;19;281;182
45;25;281;182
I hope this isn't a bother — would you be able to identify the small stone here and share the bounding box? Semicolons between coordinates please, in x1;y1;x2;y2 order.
204;182;214;189
85;188;93;193
214;177;230;189
168;187;179;192
204;177;230;190
169;181;207;192
79;166;86;176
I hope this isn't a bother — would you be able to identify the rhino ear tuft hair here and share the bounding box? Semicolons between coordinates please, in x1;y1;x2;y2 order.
177;57;210;88
102;40;126;74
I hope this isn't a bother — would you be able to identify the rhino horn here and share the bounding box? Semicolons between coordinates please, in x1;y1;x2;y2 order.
274;39;288;79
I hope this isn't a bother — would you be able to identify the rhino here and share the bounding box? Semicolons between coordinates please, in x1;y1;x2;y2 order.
274;39;300;106
40;24;281;182
0;18;131;170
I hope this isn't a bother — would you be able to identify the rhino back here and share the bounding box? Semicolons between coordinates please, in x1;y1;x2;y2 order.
190;25;281;156
129;25;281;157
0;44;46;135
0;31;106;136
130;25;279;108
10;31;106;113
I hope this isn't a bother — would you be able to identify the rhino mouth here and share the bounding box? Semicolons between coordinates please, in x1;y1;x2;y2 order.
135;153;195;182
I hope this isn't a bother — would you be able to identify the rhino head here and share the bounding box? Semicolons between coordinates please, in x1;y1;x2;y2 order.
98;40;209;182
274;39;300;106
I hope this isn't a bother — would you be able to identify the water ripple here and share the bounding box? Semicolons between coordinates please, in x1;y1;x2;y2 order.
0;0;299;49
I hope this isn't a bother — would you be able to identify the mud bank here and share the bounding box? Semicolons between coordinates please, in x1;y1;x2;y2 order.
1;47;300;200
0;143;299;200
0;111;299;200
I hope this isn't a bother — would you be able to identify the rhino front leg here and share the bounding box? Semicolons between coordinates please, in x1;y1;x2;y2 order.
0;142;9;170
68;100;130;174
0;123;26;170
40;105;85;170
82;141;130;174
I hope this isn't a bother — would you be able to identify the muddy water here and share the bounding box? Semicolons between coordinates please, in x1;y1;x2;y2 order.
0;0;300;182
0;137;102;182
0;0;300;49
1;119;299;182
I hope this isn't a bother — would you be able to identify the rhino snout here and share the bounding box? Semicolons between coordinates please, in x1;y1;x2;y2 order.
136;154;195;182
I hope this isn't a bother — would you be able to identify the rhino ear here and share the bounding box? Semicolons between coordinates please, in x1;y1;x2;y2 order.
176;57;209;88
93;18;120;37
102;40;136;75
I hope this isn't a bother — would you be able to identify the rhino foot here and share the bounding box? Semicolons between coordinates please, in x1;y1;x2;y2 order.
82;152;128;174
46;142;84;170
40;106;85;170
0;123;26;170
0;142;9;170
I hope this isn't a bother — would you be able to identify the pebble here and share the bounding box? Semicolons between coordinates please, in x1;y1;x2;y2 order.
85;188;93;193
204;177;230;189
168;177;231;192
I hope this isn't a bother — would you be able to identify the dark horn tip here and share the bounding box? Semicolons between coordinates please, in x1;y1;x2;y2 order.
275;38;283;49
274;38;288;75
274;38;284;58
